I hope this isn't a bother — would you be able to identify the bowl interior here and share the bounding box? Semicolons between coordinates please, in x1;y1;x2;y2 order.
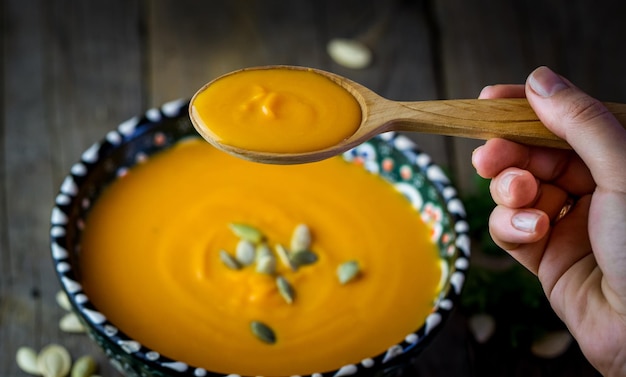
50;99;470;377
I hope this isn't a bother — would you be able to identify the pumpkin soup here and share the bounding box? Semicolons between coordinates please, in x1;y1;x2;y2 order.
189;67;362;153
80;138;441;376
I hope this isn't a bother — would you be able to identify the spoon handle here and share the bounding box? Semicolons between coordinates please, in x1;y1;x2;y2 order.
383;98;626;149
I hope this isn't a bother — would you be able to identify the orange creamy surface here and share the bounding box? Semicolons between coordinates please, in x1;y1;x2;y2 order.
190;68;362;153
80;139;441;376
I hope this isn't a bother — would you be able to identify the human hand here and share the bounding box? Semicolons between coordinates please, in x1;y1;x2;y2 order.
472;66;626;376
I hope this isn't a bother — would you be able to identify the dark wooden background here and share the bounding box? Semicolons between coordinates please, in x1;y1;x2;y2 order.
2;0;624;375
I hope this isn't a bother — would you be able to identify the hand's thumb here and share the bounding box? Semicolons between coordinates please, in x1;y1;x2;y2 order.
525;66;626;191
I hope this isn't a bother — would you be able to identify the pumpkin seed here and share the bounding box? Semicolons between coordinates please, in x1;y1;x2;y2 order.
235;239;256;266
250;321;276;344
256;242;272;254
468;313;496;344
290;223;311;252
290;250;318;267
276;276;295;304
255;244;276;274
256;254;276;275
59;312;86;333
16;346;40;375
71;355;97;377
275;244;297;271
327;38;373;69
37;344;71;377
255;243;272;259
229;223;264;243
219;249;241;270
337;260;360;284
531;330;573;358
55;291;72;311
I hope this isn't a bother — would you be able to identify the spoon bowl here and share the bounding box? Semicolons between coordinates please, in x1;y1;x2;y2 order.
190;65;626;164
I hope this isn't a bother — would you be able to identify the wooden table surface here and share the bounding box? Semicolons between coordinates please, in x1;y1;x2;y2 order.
3;0;625;375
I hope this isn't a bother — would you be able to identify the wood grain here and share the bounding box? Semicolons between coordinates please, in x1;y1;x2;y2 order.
2;1;144;376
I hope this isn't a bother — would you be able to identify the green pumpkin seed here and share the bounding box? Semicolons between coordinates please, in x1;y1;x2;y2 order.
71;355;97;377
275;244;297;271
290;250;318;267
229;223;264;243
255;243;276;274
290;223;311;252
219;249;242;270
256;254;276;275
337;260;360;284
256;243;272;259
250;321;276;344
276;275;295;304
235;240;256;266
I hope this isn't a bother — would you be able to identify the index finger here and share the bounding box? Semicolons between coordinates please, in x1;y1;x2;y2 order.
478;84;525;99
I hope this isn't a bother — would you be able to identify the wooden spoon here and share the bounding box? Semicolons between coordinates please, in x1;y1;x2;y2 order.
189;66;626;164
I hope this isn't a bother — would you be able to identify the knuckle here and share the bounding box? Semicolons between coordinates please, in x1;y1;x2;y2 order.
564;95;611;125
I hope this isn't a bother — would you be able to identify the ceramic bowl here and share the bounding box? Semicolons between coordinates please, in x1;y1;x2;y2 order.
50;99;470;377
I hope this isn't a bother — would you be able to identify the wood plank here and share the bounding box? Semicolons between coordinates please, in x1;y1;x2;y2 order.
1;0;143;375
514;0;626;102
148;0;246;105
238;0;326;68
2;3;59;375
148;0;329;106
45;0;146;176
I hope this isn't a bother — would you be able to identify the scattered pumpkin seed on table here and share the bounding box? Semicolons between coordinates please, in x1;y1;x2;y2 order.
55;290;72;311
16;346;40;375
327;38;373;69
59;312;86;333
71;355;97;377
36;344;71;377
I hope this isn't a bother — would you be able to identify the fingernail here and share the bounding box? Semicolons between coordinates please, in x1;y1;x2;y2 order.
512;211;541;233
498;171;519;198
472;145;483;156
528;66;569;98
471;145;484;168
478;85;493;98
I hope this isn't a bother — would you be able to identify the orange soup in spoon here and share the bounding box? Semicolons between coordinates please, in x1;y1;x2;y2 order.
190;67;362;155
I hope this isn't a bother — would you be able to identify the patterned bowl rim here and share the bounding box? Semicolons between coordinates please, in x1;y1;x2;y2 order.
50;98;471;377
